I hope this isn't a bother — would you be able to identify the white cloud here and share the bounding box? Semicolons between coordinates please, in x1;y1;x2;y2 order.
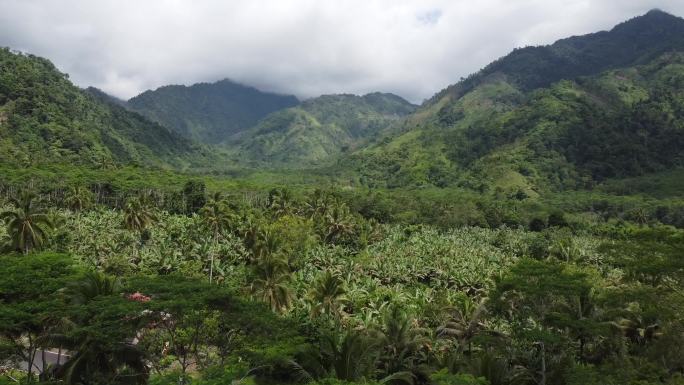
0;0;681;103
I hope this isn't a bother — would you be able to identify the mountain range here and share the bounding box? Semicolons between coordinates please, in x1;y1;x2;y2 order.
124;80;416;167
2;9;684;191
345;9;684;191
127;80;299;143
228;92;415;166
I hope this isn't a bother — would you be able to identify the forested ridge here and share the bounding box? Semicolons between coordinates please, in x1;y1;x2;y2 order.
127;79;299;143
0;48;216;170
230;93;416;166
349;52;684;191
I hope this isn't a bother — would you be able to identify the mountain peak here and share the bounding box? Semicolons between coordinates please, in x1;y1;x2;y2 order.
612;8;684;32
85;86;128;107
128;79;299;143
644;8;672;16
428;9;684;106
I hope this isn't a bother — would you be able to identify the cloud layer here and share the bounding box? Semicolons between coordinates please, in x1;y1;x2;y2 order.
1;0;682;102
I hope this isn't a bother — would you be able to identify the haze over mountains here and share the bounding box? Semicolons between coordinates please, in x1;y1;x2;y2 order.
2;9;684;189
127;80;299;143
123;82;416;166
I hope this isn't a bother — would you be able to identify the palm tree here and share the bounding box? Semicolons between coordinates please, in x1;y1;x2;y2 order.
49;272;146;384
63;271;122;305
254;228;281;261
0;191;52;255
55;339;148;385
122;196;157;264
609;302;661;347
46;209;66;230
437;297;489;355
267;188;294;217
324;203;355;244
466;352;532;385
289;327;416;385
250;254;292;313
123;196;157;234
308;270;348;319
64;186;93;212
200;195;232;284
239;214;262;259
64;186;93;242
322;330;378;381
305;189;333;219
376;306;428;377
289;329;379;383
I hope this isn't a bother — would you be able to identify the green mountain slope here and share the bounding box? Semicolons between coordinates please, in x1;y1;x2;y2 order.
429;9;684;107
0;48;213;170
230;93;416;167
85;86;129;108
347;10;684;191
350;53;684;192
127;79;299;143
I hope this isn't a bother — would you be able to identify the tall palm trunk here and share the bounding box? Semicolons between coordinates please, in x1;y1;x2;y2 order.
209;230;218;284
539;341;546;385
23;236;30;256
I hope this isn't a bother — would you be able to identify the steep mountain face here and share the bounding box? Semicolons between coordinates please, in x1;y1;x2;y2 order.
348;10;684;191
428;9;684;107
230;93;416;167
0;48;215;170
127;80;299;143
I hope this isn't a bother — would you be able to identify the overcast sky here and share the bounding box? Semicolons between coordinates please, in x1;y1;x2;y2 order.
1;0;683;103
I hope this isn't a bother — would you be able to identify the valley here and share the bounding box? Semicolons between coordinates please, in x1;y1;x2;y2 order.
1;8;683;385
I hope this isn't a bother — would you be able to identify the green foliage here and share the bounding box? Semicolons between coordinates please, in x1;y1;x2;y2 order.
431;369;489;385
3;10;684;385
128;79;299;143
347;12;684;191
307;271;348;319
0;48;214;170
0;253;79;381
64;185;94;212
251;253;293;313
1;191;52;254
430;10;684;99
182;180;207;214
123;196;157;234
1;186;683;385
233;93;416;166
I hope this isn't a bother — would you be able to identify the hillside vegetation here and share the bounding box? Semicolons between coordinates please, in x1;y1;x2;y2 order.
347;10;684;192
2;10;684;385
0;48;215;170
128;79;299;143
429;9;684;104
230;93;416;166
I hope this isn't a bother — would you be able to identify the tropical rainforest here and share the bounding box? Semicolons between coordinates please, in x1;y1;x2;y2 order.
1;8;684;385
